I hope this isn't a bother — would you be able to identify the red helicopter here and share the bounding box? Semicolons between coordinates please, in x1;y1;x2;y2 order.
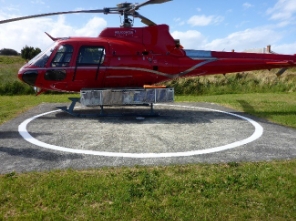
1;0;296;94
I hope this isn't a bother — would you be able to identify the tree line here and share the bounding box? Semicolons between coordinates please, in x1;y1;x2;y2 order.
0;46;41;60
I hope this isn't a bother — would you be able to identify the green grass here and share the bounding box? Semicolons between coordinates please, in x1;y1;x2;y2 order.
0;55;25;65
1;161;296;220
0;94;79;125
165;69;296;95
0;55;34;95
0;55;25;82
175;92;296;128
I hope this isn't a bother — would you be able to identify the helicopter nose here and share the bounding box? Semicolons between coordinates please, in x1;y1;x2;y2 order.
19;70;38;86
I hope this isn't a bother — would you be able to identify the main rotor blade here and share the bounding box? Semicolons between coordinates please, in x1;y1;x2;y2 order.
135;0;172;10
0;1;172;26
0;9;107;24
134;12;156;26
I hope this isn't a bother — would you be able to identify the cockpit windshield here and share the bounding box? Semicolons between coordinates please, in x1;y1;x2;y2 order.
28;42;58;67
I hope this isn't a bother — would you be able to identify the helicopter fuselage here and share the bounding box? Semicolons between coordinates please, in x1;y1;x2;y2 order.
18;24;296;93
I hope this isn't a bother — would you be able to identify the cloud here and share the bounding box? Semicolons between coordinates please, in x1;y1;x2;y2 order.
235;20;250;28
171;30;207;49
30;0;45;4
173;17;185;26
44;15;107;38
243;2;253;9
174;22;295;54
1;5;19;12
267;0;296;22
272;41;296;54
75;17;107;36
0;15;107;52
204;28;282;51
171;27;283;52
188;15;224;26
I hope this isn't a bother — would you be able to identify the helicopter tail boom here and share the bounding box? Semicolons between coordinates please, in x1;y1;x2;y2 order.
182;49;296;78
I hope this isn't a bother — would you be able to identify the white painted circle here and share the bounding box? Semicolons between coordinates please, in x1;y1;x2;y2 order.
18;104;263;158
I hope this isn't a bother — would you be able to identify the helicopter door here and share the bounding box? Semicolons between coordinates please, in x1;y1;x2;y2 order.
73;46;105;88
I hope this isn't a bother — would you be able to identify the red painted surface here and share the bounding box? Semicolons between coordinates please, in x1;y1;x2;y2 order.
18;24;296;93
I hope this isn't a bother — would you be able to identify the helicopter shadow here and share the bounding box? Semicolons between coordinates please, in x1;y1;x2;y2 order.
0;131;83;161
0;131;52;139
0;146;83;161
42;105;249;125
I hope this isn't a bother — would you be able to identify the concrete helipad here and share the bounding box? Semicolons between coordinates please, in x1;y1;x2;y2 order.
1;102;296;174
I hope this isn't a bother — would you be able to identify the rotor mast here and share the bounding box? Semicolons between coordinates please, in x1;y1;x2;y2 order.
117;2;134;27
122;13;133;27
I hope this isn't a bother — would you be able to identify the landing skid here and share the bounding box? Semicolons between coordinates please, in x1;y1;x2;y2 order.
58;98;159;118
58;88;174;118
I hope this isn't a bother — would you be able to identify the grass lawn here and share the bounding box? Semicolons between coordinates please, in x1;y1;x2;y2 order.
176;92;296;128
1;161;296;220
0;94;79;125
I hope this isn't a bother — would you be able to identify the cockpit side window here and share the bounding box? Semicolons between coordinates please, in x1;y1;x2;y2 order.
51;45;73;67
77;46;105;66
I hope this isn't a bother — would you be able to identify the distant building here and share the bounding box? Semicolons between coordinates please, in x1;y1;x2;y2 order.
243;45;276;54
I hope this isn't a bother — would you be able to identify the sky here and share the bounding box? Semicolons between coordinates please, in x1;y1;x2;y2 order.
0;0;296;54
